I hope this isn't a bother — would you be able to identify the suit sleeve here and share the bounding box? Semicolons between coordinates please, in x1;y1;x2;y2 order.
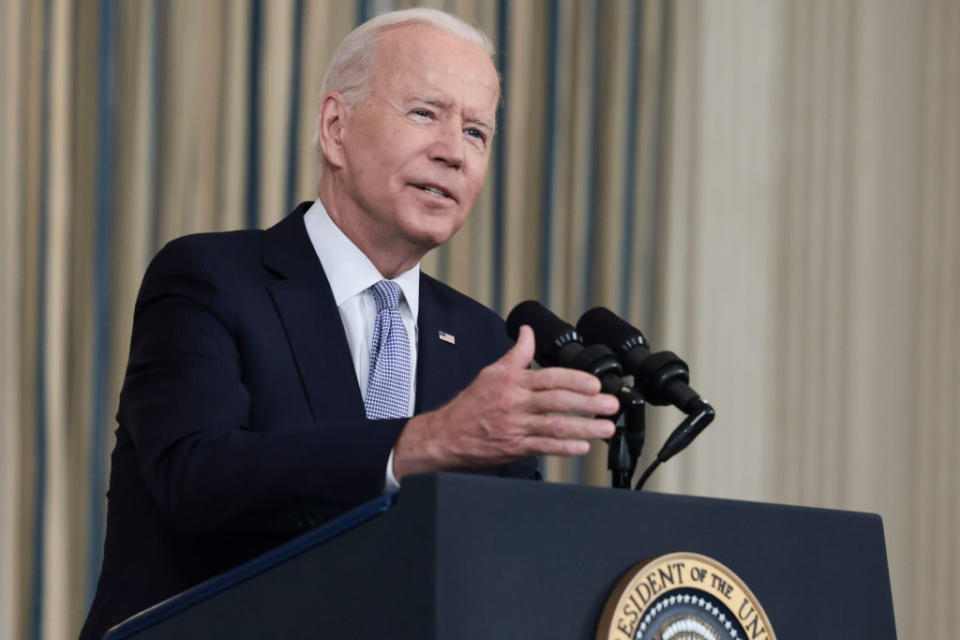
118;239;405;537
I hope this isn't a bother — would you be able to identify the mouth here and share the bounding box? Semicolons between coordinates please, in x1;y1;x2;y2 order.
410;182;456;203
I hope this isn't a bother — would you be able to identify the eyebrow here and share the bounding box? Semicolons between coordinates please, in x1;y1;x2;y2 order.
465;115;495;132
413;96;495;133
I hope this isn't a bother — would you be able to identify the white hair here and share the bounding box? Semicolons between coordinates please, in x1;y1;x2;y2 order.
323;8;495;105
314;8;496;160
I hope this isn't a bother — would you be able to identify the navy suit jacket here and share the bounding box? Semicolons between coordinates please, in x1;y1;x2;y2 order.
81;203;537;639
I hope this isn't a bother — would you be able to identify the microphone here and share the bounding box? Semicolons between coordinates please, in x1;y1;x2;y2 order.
576;307;707;415
506;301;645;489
505;301;625;395
576;307;715;481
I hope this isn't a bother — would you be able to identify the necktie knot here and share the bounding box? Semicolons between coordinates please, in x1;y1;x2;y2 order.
371;280;402;312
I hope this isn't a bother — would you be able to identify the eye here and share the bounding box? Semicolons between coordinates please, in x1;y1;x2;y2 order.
411;108;434;119
465;127;487;143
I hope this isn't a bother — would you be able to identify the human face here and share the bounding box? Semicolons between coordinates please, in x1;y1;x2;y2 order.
335;24;499;261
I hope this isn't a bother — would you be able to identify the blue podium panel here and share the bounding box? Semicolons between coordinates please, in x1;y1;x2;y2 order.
109;473;896;639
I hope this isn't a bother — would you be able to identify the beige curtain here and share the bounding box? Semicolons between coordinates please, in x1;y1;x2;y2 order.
1;1;956;637
656;2;959;637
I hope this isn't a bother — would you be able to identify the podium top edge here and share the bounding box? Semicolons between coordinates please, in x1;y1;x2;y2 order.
403;472;887;523
105;493;398;640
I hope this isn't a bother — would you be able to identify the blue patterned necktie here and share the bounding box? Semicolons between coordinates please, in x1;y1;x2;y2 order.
364;280;412;420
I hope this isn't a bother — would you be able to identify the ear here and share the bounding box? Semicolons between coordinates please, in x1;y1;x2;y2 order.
316;92;349;169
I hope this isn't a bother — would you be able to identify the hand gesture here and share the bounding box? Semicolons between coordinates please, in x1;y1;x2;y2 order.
392;325;618;480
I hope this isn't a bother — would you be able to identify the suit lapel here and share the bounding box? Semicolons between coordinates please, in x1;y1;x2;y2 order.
263;207;474;420
416;277;467;413
263;205;365;423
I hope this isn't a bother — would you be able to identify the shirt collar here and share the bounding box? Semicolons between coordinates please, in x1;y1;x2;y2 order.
303;199;420;318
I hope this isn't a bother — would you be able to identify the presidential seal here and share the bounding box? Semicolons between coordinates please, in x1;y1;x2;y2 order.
595;552;776;640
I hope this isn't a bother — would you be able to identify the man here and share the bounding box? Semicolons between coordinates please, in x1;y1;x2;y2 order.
81;9;616;639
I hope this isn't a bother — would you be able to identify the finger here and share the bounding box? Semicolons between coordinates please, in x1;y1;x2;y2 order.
500;324;535;370
525;414;616;441
517;436;592;457
529;389;620;416
525;366;602;394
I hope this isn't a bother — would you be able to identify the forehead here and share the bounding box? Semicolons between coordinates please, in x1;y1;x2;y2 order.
370;23;500;115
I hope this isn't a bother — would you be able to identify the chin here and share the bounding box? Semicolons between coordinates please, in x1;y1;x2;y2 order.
408;225;460;251
401;213;467;250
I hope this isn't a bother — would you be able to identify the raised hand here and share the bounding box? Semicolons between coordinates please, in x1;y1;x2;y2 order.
392;325;618;480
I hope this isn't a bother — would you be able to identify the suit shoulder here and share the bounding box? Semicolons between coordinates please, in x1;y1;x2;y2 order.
420;273;503;325
159;229;264;263
153;204;310;276
135;229;269;319
144;229;267;286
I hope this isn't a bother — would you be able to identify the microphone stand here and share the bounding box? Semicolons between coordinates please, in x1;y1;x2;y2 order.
608;386;645;489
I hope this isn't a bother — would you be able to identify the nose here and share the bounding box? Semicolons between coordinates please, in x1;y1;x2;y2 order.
430;119;465;169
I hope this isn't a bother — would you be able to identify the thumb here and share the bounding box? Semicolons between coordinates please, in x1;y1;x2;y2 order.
501;324;535;369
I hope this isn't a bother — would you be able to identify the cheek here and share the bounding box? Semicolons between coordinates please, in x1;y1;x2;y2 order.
464;161;490;201
352;149;401;201
367;135;419;187
347;118;399;169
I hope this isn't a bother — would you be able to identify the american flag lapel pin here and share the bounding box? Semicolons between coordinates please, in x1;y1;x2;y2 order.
438;330;456;345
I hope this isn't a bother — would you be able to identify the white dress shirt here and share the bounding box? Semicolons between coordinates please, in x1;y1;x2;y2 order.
303;199;419;490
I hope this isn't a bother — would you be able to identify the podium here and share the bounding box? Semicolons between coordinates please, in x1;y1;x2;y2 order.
107;473;897;639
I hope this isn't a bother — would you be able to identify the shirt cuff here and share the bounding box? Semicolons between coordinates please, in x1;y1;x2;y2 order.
384;447;401;492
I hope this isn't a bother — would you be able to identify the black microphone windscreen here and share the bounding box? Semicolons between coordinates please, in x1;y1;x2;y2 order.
505;300;580;362
576;307;648;352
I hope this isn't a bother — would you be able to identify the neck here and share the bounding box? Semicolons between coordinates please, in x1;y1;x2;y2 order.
317;175;425;279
